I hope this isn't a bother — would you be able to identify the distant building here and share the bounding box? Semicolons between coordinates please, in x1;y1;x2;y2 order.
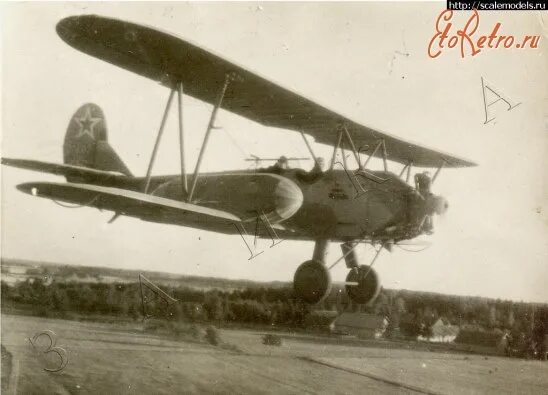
419;318;460;343
1;263;33;284
455;327;509;355
332;313;389;339
3;265;27;275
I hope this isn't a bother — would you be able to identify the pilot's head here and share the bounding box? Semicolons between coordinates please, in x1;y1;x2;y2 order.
415;171;432;195
277;156;289;169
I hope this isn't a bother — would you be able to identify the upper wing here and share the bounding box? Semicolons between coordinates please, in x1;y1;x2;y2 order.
57;15;476;168
17;182;241;224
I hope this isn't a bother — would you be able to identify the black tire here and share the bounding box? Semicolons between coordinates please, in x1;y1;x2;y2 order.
293;260;331;304
345;265;380;305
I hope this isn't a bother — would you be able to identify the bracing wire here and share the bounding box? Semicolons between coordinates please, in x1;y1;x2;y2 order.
221;128;248;159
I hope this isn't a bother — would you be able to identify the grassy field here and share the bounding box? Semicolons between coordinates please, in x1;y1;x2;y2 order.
2;314;547;394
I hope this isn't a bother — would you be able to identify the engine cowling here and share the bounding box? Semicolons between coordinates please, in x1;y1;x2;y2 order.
293;260;331;304
345;266;381;305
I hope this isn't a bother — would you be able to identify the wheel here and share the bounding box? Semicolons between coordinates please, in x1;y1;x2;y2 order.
293;260;331;304
345;265;380;305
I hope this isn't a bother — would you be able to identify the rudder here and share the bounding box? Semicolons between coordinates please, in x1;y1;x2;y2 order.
63;103;132;178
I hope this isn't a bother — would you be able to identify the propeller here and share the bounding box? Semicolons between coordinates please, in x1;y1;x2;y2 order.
415;171;448;235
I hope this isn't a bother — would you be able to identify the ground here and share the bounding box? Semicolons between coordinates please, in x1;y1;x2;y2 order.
2;314;547;394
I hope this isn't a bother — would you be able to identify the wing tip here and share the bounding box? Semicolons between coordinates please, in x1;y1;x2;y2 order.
57;14;103;47
16;181;43;195
1;157;32;168
447;157;479;168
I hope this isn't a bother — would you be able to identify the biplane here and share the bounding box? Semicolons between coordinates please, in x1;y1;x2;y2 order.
2;15;476;305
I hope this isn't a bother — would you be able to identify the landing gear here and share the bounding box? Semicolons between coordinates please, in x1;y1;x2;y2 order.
343;242;382;305
293;260;331;304
293;239;383;305
293;239;332;304
345;266;381;305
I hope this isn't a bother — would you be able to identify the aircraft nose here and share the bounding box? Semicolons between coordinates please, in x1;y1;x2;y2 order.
436;196;448;215
274;177;303;221
426;195;448;216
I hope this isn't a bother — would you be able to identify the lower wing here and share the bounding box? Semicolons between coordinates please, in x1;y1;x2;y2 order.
17;182;241;225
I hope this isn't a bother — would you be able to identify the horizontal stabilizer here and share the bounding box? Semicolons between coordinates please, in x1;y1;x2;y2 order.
2;158;127;182
17;182;242;224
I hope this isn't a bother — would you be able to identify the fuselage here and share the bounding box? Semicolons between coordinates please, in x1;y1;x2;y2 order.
92;167;426;243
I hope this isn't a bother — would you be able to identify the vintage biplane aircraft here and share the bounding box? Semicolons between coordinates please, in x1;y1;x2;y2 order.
3;15;476;305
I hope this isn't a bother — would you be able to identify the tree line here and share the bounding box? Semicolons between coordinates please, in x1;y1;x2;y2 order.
2;278;546;348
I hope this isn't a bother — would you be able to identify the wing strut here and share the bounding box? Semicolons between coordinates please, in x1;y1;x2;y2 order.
431;160;446;184
177;82;188;194
360;139;390;172
144;82;188;193
142;71;235;202
399;161;413;182
325;125;391;183
362;140;381;169
188;73;233;202
302;124;389;174
336;125;391;173
299;130;319;168
144;89;175;193
342;126;364;171
381;139;389;172
329;129;344;170
340;140;348;169
143;82;188;196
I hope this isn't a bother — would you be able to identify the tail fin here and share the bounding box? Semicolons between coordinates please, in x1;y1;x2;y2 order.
63;103;132;179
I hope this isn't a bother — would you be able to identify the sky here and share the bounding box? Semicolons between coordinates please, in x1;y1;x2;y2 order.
1;2;547;303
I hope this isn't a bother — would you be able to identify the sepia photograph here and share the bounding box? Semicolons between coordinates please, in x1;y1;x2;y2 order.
1;1;547;394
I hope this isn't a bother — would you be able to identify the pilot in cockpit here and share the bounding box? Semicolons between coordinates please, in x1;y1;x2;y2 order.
415;171;432;197
414;171;434;234
268;155;289;174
